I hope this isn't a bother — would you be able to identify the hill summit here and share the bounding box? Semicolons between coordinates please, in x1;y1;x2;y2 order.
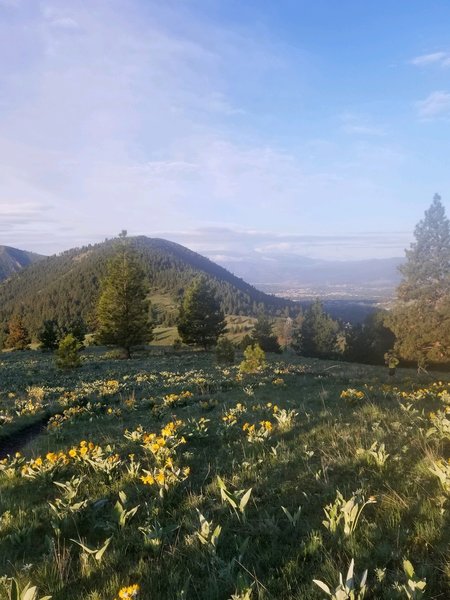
0;236;292;337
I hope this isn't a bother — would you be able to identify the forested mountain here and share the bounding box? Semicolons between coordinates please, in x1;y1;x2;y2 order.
0;246;44;281
0;236;293;337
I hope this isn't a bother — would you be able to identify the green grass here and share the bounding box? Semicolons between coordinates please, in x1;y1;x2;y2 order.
0;349;449;599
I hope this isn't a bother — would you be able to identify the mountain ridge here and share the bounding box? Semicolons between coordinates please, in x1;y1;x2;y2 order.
0;245;45;282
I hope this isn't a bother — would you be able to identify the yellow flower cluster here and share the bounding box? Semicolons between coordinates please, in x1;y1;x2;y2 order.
116;584;139;599
340;388;365;401
242;420;273;442
8;440;121;478
140;463;190;491
163;391;193;406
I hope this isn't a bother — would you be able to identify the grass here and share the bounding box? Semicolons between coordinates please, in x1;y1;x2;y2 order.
0;348;449;599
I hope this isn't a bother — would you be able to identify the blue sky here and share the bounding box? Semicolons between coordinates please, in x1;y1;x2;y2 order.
1;0;449;261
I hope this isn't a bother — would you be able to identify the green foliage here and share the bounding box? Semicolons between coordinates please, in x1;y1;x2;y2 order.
299;300;339;358
55;334;82;369
313;559;368;600
5;314;30;351
251;313;281;353
345;310;396;365
239;343;267;373
177;277;226;349
215;337;236;364
38;320;60;352
387;195;450;367
96;241;152;358
7;579;52;600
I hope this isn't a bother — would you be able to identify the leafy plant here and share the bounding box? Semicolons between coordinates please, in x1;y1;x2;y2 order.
322;490;376;536
217;476;252;522
114;491;140;529
7;579;52;600
313;558;368;599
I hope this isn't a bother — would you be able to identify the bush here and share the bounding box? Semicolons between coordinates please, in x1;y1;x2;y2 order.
239;344;267;374
55;334;82;369
215;337;235;365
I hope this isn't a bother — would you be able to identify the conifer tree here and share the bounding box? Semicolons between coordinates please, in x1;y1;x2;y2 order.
96;236;152;358
251;313;281;353
177;277;226;349
5;314;30;350
299;300;339;358
38;319;60;351
56;333;82;369
387;194;450;366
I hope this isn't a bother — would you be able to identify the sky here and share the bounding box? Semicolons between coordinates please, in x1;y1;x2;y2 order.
1;0;450;262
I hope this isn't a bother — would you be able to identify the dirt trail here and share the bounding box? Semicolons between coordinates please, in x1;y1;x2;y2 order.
0;417;48;459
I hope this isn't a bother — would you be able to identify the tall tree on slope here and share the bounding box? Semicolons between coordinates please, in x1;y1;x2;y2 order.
96;234;152;358
386;194;450;367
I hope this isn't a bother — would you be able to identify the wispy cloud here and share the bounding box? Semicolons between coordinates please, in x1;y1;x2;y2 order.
416;91;450;118
410;51;450;67
157;227;411;261
339;113;385;136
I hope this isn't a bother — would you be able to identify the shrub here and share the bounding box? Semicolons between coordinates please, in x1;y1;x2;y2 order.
55;334;82;369
216;337;235;365
239;344;266;374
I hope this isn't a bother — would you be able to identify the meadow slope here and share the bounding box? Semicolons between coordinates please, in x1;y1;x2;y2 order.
0;350;449;599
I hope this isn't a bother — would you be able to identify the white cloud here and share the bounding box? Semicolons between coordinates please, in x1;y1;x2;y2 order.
416;91;450;118
411;51;450;67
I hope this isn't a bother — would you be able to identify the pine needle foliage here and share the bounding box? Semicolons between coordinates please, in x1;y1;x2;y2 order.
5;314;30;350
96;238;152;358
387;194;450;367
177;276;226;349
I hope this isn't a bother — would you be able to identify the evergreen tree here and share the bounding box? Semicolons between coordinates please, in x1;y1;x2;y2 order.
215;336;235;364
251;313;281;353
177;277;226;349
38;319;60;351
387;195;450;367
56;333;82;369
5;314;30;350
96;238;152;358
299;300;339;359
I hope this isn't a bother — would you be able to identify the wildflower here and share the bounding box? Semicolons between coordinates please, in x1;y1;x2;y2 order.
141;473;155;486
117;583;140;599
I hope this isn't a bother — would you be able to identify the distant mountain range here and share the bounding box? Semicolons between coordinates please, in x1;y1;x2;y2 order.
0;245;44;282
214;254;404;288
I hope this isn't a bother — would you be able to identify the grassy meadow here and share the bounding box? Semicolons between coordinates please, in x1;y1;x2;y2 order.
0;348;449;599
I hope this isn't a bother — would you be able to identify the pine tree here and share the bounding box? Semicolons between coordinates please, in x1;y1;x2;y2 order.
387;194;450;367
96;238;152;358
56;333;82;369
177;277;226;349
5;314;30;350
38;319;60;351
251;313;281;353
300;300;339;359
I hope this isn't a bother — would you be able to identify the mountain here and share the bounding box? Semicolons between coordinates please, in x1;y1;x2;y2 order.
0;236;293;337
214;254;404;287
0;246;45;282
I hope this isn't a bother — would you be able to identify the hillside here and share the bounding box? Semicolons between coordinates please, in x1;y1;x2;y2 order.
0;236;293;337
0;245;45;281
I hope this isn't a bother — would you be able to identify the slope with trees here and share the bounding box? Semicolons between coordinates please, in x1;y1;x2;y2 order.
0;236;293;340
0;246;45;282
